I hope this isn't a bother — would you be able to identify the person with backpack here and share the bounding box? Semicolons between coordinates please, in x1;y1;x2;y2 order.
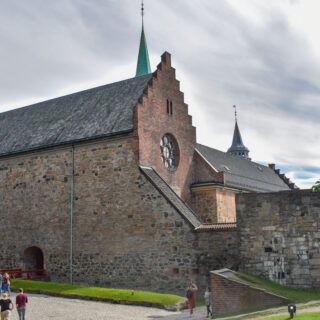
186;282;198;317
3;274;10;296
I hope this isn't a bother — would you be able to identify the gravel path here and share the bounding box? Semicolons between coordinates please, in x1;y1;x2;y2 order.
6;293;211;320
11;293;320;319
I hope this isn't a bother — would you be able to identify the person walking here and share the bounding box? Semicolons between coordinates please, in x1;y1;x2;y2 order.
0;293;14;320
2;275;10;296
186;282;198;317
16;288;28;320
204;287;213;318
0;274;3;298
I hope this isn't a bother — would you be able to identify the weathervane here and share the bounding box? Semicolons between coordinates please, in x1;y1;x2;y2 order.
233;105;238;122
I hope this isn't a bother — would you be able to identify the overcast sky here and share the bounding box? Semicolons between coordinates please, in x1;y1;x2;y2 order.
1;0;319;189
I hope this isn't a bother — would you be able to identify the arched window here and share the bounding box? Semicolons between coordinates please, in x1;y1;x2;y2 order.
23;246;44;270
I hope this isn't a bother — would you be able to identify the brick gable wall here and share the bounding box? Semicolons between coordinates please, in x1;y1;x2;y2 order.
133;53;197;204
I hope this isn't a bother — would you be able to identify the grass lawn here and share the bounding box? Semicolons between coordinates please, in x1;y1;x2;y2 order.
259;311;320;319
236;272;320;303
10;279;185;307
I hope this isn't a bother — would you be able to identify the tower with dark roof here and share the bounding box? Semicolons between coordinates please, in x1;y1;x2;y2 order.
135;1;151;77
227;106;250;159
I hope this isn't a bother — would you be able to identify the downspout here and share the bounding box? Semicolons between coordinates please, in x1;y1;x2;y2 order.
70;144;75;285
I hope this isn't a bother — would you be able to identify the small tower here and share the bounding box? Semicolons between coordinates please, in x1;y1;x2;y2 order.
227;105;250;159
135;1;151;77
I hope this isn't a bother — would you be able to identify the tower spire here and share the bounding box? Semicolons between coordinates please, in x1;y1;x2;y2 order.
227;105;250;159
135;0;151;77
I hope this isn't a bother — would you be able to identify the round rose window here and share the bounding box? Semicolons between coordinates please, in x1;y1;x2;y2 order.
160;134;179;169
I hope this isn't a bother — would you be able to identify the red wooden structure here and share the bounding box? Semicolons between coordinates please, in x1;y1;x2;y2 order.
0;269;49;280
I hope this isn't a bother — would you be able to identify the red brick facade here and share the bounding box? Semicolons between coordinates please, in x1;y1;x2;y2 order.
133;52;197;203
211;270;288;315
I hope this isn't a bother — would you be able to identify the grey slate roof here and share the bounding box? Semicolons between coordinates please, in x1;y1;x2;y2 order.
196;143;290;192
140;165;202;228
0;74;153;156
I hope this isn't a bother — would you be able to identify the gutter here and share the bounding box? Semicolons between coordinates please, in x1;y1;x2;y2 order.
0;129;133;159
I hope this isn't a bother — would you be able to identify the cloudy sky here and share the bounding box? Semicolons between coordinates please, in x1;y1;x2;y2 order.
1;0;319;189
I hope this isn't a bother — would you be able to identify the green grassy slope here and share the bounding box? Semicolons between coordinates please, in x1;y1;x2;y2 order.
11;279;184;307
236;272;320;303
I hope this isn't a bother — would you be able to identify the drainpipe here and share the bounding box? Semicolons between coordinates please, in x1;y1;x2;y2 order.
70;144;75;285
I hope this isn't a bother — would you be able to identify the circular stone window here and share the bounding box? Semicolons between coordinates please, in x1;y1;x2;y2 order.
160;134;179;170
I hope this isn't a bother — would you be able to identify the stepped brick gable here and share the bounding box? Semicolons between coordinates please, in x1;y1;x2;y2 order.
133;52;197;202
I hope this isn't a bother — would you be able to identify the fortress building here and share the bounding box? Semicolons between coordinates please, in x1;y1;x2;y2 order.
0;5;307;295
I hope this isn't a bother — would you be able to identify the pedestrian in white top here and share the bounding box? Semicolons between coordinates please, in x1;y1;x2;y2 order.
204;287;213;318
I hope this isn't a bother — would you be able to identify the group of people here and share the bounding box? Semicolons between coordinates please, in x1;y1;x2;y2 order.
0;288;28;320
186;282;213;318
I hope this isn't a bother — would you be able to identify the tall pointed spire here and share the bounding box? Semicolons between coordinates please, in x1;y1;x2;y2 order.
135;0;151;77
227;105;250;159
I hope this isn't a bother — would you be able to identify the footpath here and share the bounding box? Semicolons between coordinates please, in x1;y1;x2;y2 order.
5;293;320;319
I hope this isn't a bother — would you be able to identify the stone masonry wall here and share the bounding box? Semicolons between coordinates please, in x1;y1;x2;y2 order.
191;187;236;224
237;190;320;289
0;133;238;295
191;188;218;223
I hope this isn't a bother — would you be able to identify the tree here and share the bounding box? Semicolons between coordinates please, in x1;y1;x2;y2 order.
312;180;320;192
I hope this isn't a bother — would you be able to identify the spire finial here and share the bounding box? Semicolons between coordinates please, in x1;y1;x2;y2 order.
135;0;151;76
141;0;144;27
233;105;237;122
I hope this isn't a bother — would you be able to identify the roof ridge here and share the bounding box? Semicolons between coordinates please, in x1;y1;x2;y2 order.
0;74;153;116
197;143;271;169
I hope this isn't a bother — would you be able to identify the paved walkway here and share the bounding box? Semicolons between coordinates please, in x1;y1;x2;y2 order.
6;293;211;320
7;293;320;319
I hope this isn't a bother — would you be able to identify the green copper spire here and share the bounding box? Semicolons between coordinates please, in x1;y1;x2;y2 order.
135;1;151;77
